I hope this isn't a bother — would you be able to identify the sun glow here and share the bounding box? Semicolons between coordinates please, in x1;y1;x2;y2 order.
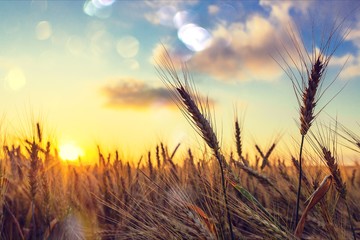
59;142;84;161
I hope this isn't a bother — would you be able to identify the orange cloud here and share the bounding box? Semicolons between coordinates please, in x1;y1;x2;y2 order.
100;78;173;109
100;78;215;109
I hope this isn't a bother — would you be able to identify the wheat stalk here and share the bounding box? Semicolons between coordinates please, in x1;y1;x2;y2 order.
277;20;349;226
233;161;284;197
156;48;235;240
309;122;356;240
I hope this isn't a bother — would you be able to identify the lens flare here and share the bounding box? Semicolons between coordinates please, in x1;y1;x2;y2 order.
178;24;212;52
90;30;113;55
66;36;85;55
214;3;238;23
4;67;26;91
116;35;140;58
97;0;115;7
83;0;113;19
156;6;177;27
36;21;52;40
123;59;140;70
173;10;193;29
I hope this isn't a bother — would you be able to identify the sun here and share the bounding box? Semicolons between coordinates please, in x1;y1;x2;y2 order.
59;142;84;161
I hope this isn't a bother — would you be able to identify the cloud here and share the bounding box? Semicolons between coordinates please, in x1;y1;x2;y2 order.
153;1;360;83
342;61;360;80
143;1;198;27
151;21;286;83
331;53;360;80
150;1;307;82
334;19;360;80
260;0;360;81
189;15;290;82
101;78;173;109
100;78;215;109
259;0;310;23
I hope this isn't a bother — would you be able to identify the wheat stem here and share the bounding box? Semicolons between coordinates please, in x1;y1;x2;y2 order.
156;50;235;240
295;134;305;227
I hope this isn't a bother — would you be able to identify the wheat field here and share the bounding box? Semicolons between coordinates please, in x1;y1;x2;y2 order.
0;118;359;239
1;4;360;240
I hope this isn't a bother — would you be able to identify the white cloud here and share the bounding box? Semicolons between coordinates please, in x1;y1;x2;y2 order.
185;10;295;82
143;1;198;27
260;0;310;23
342;62;360;80
152;1;360;82
331;53;360;80
329;18;360;80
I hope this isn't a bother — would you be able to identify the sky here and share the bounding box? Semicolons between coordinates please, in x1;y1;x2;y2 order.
1;0;360;163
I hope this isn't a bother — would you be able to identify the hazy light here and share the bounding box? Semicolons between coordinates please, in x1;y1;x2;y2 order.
4;67;26;91
36;21;52;40
66;36;85;55
156;6;177;27
215;3;238;23
84;0;96;16
84;0;113;19
178;24;212;52
93;0;115;7
59;143;84;161
171;129;187;146
173;10;193;29
124;59;140;70
51;30;68;46
116;36;139;58
94;6;112;19
90;30;113;55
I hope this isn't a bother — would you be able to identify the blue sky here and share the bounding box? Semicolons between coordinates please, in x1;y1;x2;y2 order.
0;0;360;163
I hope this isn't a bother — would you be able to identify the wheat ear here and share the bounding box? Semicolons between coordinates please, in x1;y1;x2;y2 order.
278;21;349;226
310;122;356;240
156;48;235;240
